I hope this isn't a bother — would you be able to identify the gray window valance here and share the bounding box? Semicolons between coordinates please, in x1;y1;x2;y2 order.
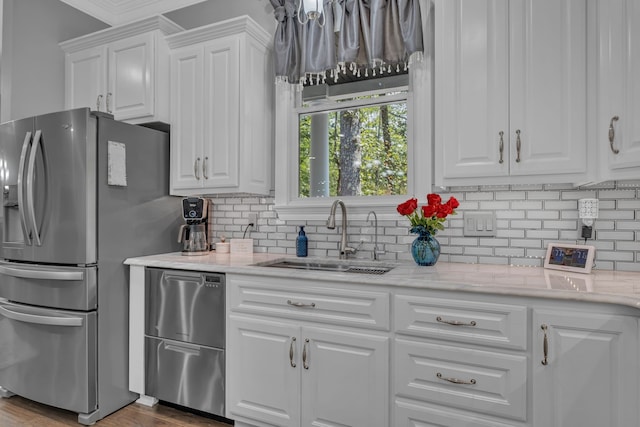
270;0;425;85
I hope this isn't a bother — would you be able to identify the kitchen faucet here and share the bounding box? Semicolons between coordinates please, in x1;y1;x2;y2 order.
326;199;356;259
366;210;385;261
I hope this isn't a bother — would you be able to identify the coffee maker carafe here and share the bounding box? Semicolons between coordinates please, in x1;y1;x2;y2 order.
178;197;209;256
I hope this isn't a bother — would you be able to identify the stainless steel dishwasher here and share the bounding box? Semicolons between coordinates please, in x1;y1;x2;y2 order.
144;268;225;416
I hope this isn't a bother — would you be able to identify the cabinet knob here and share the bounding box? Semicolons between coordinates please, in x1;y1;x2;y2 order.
609;116;620;154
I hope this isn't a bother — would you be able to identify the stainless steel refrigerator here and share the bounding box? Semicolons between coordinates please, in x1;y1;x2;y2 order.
0;108;181;425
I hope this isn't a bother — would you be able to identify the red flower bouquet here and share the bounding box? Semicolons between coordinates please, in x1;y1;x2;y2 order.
397;193;459;236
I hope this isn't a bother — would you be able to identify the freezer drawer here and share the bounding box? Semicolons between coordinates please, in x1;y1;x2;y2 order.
0;261;97;311
0;300;97;413
145;336;224;416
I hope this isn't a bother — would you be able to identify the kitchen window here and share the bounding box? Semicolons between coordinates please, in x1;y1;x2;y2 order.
274;58;432;221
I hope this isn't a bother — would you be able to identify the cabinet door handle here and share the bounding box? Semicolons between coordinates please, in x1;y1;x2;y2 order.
194;158;201;180
436;372;476;385
106;92;112;114
302;338;310;369
96;94;103;111
287;299;316;308
436;316;476;327
289;337;297;368
541;324;549;365
203;156;209;180
498;131;504;164
609;115;620;154
515;129;522;163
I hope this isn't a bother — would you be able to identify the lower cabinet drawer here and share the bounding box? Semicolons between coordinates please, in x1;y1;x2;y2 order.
395;398;520;427
228;275;390;330
394;338;527;421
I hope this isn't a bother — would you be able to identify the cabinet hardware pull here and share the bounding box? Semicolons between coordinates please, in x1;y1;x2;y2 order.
609;116;620;154
289;337;296;368
303;338;310;370
194;158;201;180
498;131;505;164
515;129;522;163
436;316;476;327
287;300;316;308
541;324;549;365
96;94;103;111
436;372;476;385
106;92;112;114
203;156;209;180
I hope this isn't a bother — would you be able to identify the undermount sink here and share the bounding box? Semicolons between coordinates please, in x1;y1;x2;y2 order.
255;258;395;275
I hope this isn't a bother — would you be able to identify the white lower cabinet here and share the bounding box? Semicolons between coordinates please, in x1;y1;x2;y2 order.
226;275;390;427
223;275;640;427
533;309;639;427
393;292;529;426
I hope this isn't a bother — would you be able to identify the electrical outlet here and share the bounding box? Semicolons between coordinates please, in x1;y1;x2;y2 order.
248;213;258;231
463;211;496;237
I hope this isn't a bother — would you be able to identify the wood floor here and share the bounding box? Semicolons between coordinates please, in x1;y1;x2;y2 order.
0;395;232;427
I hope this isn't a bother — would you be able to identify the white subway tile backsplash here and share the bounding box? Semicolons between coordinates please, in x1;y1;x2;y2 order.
209;182;640;272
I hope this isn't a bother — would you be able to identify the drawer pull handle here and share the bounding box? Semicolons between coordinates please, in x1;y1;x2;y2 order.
303;338;310;370
498;131;505;164
515;129;522;163
436;316;476;327
287;300;316;308
289;337;297;368
541;324;549;365
437;372;476;385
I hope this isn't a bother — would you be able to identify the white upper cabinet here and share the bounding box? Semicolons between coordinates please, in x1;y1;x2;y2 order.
435;0;589;186
61;16;182;124
596;0;640;180
166;16;273;196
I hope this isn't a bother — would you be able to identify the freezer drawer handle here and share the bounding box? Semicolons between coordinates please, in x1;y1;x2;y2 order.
0;265;84;281
0;304;83;327
164;341;201;356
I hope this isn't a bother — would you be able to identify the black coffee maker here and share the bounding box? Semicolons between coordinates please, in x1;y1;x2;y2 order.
178;197;209;256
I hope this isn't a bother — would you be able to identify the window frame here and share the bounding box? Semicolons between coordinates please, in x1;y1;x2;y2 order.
274;58;432;221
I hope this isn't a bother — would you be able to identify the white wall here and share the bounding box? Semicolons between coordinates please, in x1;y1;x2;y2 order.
164;0;276;33
0;0;108;122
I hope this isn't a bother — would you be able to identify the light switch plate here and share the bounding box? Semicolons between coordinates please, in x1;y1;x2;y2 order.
463;211;497;237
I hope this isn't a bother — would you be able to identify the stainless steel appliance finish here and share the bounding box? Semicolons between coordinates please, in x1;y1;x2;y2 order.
145;268;225;416
0;108;181;425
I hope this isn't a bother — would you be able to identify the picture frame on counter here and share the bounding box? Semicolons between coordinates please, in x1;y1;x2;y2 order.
544;243;596;274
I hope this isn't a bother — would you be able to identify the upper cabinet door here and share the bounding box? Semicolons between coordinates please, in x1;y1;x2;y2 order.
202;37;240;189
65;46;107;113
436;0;510;180
436;0;588;186
509;0;587;177
598;0;640;176
108;33;155;121
170;47;204;191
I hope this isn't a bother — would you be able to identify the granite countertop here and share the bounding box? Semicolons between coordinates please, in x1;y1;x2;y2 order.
125;252;640;309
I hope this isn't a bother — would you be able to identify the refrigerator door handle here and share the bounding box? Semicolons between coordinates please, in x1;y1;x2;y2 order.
0;265;84;281
26;129;43;246
17;131;33;245
0;302;83;327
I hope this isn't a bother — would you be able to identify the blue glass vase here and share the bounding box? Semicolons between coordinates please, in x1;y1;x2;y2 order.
410;226;440;266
